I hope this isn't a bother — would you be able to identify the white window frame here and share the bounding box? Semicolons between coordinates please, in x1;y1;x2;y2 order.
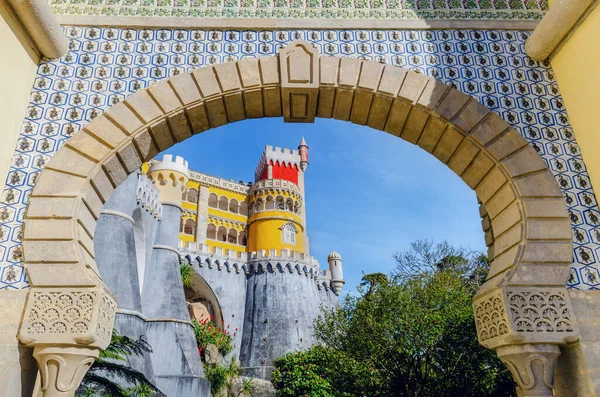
281;222;297;244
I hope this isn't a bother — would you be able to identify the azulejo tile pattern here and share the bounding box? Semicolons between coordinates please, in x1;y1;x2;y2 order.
0;27;598;291
48;0;547;20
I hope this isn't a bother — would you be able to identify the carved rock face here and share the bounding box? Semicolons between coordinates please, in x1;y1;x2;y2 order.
205;344;220;365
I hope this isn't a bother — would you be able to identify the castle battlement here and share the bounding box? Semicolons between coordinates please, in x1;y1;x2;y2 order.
148;154;189;177
136;172;162;219
189;170;250;194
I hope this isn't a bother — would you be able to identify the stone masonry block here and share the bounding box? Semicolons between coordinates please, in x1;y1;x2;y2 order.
223;93;246;122
476;166;508;203
102;155;128;187
149;119;175;152
485;183;517;219
46;146;97;178
333;88;354;121
82;188;104;219
31;169;87;197
148;80;181;114
237;58;261;88
490;202;522;237
507;264;572;287
400;107;429;144
24;219;74;240
243;89;264;119
338;57;361;88
432;126;463;163
25;197;78;219
522;198;569;218
487;128;528;161
104;101;144;134
193;67;221;97
168;111;192;142
204;98;228;127
90;169;115;203
319;56;340;87
116;141;142;174
382;99;410;136
263;86;282;117
357;62;384;91
487;244;521;280
25;263;96;287
493;223;523;257
471;113;510;146
377;65;405;97
501;145;548;177
77;223;95;258
417;116;446;152
447;139;481;175
259;56;279;86
527;218;572;240
185;103;211;134
214;61;243;93
436;89;470;121
132;128;158;162
84;115;129;148
77;204;97;237
366;95;393;131
22;240;79;263
461;151;495;189
125;90;163;123
350;91;374;125
398;71;428;104
416;79;448;111
169;72;202;105
453;99;490;133
514;171;562;198
66;131;111;163
521;241;573;264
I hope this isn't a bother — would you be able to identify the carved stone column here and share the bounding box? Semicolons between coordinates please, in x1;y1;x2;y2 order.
473;287;579;396
19;286;116;397
497;344;561;397
33;345;99;397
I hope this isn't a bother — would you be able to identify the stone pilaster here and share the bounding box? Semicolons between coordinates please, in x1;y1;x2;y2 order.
195;185;210;246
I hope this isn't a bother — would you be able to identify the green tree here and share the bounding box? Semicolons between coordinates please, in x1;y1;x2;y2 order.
272;345;382;397
77;330;163;397
308;240;516;397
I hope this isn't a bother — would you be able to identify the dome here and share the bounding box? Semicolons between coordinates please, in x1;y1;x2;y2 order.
328;251;342;261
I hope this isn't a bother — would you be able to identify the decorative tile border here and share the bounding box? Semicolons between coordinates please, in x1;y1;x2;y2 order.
1;27;598;292
49;0;547;20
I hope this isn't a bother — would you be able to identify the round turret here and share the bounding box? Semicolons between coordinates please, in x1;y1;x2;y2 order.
327;250;344;296
147;154;189;205
298;137;309;172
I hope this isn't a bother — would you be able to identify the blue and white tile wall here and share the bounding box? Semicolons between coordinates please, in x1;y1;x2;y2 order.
1;27;598;290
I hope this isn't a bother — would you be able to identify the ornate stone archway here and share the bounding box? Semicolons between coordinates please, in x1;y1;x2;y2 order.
19;41;577;397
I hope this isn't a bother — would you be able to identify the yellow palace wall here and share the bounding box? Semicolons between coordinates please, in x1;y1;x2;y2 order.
0;1;39;195
550;4;600;195
247;211;304;253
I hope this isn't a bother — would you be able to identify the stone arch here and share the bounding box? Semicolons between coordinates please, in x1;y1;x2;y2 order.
19;41;578;397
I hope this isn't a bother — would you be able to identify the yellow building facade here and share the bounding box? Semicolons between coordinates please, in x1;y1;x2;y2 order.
166;140;310;260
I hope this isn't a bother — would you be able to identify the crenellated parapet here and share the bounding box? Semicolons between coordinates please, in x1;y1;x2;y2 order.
189;170;250;195
254;146;301;182
135;172;163;219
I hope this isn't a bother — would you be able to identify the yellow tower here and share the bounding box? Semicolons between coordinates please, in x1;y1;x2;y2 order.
246;140;309;256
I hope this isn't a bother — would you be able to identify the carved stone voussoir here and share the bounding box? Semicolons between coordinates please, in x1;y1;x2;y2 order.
474;287;579;349
279;40;320;123
19;286;117;350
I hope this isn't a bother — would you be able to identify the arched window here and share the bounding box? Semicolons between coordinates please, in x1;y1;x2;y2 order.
218;196;228;211
187;188;198;203
217;226;227;242
207;224;217;240
238;231;247;246
239;201;248;216
293;202;300;214
281;222;297;245
265;196;274;210
229;199;239;213
184;219;196;235
181;189;187;201
248;203;256;217
257;198;265;212
285;198;294;212
228;229;238;244
276;196;285;210
208;193;218;208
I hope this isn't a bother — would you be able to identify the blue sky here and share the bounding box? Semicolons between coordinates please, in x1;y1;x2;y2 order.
166;118;485;294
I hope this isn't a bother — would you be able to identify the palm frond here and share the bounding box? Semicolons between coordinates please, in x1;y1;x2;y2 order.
100;330;152;361
88;361;161;393
79;372;128;397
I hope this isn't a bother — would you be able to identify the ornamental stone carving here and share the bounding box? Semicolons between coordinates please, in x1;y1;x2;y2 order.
496;344;561;397
474;287;579;350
